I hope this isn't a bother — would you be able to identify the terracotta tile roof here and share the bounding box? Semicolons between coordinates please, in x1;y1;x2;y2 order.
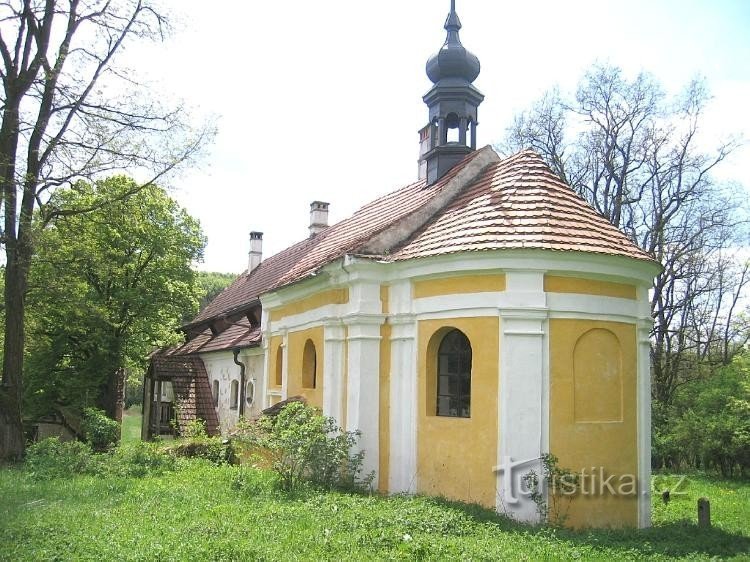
274;149;489;288
149;355;219;436
391;150;654;262
171;328;212;355
197;321;261;354
165;321;261;356
187;147;653;338
190;235;324;325
186;149;488;329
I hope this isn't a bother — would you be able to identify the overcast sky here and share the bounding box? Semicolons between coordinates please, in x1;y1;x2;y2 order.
135;0;750;273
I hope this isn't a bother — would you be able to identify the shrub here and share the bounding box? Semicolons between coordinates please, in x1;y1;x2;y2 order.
521;453;578;526
166;438;237;465
81;407;119;451
180;418;208;439
106;441;176;477
236;401;373;492
25;438;98;479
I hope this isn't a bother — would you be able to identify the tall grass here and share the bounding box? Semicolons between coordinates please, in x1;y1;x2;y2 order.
1;462;748;561
120;406;142;445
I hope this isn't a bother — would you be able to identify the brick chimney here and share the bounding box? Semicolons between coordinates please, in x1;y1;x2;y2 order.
247;231;263;273
309;201;329;237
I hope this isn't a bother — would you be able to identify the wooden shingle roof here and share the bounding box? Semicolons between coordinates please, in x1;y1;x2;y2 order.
148;355;220;436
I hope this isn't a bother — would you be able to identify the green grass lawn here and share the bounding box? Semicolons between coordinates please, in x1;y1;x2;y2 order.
120;406;142;444
0;462;748;561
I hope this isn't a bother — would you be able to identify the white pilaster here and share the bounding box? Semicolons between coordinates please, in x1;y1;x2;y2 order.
280;332;289;401
388;281;418;493
344;279;385;488
345;317;383;487
497;271;548;523
323;322;347;425
637;316;653;528
260;308;271;410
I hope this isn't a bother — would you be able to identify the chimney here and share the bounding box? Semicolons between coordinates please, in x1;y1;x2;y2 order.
309;201;329;237
247;231;263;273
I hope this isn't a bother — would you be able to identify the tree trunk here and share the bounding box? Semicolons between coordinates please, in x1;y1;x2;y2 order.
1;255;28;460
101;368;126;423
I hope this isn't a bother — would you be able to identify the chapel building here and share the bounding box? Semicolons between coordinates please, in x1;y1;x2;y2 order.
144;1;659;528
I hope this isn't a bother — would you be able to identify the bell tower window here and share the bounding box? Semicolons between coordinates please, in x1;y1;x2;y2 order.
446;113;460;143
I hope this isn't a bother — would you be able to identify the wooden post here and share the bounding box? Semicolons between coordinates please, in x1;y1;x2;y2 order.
155;380;163;436
697;497;711;528
141;377;152;441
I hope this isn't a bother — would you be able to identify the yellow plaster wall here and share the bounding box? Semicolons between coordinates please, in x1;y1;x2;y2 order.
269;288;349;322
286;326;324;408
268;336;283;390
544;276;636;300
417;317;499;508
413;274;506;299
379;285;391;493
549;319;638;528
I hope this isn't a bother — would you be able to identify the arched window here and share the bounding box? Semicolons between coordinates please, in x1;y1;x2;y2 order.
230;380;239;410
446;112;460;143
437;329;472;417
246;380;255;406
212;380;219;407
302;339;317;389
275;345;283;387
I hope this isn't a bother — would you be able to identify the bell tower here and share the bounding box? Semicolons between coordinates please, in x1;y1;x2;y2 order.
418;0;484;185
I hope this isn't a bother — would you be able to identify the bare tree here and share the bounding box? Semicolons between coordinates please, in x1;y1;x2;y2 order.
503;63;747;405
0;0;209;459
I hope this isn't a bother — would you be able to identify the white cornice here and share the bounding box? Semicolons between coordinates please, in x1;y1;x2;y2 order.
259;248;658;328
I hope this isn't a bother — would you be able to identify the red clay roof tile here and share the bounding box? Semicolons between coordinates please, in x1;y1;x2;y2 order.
391;150;654;262
190;235;324;325
188;148;653;334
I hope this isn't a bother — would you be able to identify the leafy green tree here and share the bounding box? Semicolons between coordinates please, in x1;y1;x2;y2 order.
185;271;237;323
24;176;205;424
0;0;210;460
653;354;750;476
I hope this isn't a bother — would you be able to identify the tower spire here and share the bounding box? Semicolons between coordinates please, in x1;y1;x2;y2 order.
445;0;460;31
418;1;484;185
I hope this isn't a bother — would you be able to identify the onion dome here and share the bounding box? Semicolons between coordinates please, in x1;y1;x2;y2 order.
425;1;480;84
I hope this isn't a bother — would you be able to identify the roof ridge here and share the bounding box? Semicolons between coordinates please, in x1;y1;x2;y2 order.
387;148;533;256
390;148;657;263
358;146;501;255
